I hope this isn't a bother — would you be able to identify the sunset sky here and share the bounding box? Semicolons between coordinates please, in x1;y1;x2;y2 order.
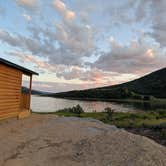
0;0;166;92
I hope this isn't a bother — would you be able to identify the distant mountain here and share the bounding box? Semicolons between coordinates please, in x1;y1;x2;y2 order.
22;87;50;95
49;67;166;99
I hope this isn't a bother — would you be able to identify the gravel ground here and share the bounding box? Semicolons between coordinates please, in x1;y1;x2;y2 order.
0;114;166;166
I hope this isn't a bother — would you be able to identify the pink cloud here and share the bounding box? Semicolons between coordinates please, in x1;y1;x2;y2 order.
53;0;75;21
16;0;38;10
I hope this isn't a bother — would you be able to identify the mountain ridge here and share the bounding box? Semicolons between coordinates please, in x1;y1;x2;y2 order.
49;67;166;99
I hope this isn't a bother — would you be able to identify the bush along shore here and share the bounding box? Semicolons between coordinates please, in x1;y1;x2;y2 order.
33;105;166;146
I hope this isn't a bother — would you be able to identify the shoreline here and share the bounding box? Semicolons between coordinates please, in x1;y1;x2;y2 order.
38;95;166;105
39;95;150;103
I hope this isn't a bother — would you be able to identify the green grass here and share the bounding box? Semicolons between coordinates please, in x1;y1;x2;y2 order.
48;109;166;129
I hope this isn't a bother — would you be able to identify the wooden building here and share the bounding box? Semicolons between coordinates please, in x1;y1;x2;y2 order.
0;58;38;120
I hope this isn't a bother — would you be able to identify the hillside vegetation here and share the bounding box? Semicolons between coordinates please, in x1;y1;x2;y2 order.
49;67;166;99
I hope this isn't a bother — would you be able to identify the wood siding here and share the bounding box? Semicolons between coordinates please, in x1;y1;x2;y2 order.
20;93;30;110
0;64;22;119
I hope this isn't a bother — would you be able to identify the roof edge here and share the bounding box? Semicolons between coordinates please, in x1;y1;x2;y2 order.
0;58;39;75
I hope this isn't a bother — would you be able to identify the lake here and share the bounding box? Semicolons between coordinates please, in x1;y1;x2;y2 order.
31;95;149;113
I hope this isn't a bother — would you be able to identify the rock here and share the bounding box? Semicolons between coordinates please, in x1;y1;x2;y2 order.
0;114;165;166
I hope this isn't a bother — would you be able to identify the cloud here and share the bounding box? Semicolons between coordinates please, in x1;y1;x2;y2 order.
0;0;95;67
52;0;95;56
119;0;166;48
8;50;137;86
8;51;66;73
126;0;166;47
31;81;96;92
92;36;166;75
8;51;48;70
8;51;86;79
53;0;75;21
149;0;166;47
23;13;32;21
52;0;95;58
0;30;21;46
56;67;106;82
73;0;165;49
1;27;165;88
56;66;137;85
1;0;166;92
0;28;82;66
15;0;38;10
0;28;56;59
31;72;137;92
55;22;94;55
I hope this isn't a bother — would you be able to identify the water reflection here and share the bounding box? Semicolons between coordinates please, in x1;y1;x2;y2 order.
128;101;166;111
31;95;166;113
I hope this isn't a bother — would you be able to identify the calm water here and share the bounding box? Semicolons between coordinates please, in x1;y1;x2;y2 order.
31;95;146;113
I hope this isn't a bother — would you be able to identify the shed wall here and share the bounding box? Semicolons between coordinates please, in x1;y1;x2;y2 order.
0;64;22;119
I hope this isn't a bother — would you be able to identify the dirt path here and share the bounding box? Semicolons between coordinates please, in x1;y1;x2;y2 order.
0;114;166;166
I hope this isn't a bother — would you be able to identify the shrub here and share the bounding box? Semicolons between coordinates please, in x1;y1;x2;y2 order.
72;105;84;115
57;105;84;116
104;107;114;121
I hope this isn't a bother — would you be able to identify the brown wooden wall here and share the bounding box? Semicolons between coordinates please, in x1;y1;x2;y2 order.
0;64;22;119
20;93;30;110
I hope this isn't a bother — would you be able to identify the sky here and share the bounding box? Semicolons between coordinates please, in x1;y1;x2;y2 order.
0;0;166;92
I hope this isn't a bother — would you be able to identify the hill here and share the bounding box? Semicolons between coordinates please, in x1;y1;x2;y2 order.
49;67;166;99
21;87;50;95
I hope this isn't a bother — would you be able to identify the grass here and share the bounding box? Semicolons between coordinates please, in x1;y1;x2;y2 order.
54;110;166;128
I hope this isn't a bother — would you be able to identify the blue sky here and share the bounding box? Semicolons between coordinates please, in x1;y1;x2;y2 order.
0;0;165;92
